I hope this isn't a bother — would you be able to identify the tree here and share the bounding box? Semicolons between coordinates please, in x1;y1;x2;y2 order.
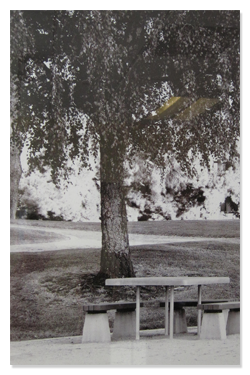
10;11;35;219
10;11;26;219
10;10;240;278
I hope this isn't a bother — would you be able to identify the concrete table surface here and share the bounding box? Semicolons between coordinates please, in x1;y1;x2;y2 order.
105;276;230;286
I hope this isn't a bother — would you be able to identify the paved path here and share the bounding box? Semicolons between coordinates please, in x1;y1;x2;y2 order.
10;332;240;366
10;224;240;252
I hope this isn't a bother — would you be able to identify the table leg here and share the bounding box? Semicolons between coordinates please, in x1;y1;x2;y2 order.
169;286;174;339
165;287;169;336
197;285;202;337
136;286;140;340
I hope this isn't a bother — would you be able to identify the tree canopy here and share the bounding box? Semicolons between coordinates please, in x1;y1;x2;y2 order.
11;10;240;181
10;10;240;277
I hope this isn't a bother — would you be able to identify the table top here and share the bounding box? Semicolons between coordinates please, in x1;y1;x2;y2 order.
105;276;230;286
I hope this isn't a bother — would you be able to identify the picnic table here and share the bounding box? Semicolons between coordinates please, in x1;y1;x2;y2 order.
105;276;230;340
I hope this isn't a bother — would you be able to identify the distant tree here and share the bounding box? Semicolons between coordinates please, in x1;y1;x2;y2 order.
10;11;34;218
11;10;240;277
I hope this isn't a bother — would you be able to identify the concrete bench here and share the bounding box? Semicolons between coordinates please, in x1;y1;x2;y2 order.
82;302;144;343
159;299;229;334
197;301;240;339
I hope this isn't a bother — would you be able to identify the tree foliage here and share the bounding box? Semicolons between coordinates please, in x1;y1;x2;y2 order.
11;10;240;181
10;11;34;149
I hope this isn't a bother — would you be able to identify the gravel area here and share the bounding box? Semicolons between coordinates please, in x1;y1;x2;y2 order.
10;332;240;366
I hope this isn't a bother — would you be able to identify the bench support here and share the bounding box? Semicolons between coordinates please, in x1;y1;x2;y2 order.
226;310;240;335
112;310;136;340
82;313;111;343
173;308;188;333
164;308;188;334
200;310;229;340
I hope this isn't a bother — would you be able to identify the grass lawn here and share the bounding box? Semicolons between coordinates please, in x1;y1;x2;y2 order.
10;218;240;237
10;220;240;341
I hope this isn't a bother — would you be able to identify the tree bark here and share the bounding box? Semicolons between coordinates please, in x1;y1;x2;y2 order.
10;143;22;219
99;139;135;278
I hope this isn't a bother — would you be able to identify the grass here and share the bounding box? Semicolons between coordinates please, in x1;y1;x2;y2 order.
10;220;240;341
11;218;240;238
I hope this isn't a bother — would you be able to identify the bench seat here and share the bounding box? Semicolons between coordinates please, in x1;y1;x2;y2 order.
197;301;240;311
83;302;142;313
159;299;229;309
197;301;240;339
159;299;229;334
82;302;144;343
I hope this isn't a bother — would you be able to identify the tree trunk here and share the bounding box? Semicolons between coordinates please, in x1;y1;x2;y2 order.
10;142;22;219
99;140;135;278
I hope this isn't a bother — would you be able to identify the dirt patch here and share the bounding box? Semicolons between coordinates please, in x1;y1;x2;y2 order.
10;227;66;245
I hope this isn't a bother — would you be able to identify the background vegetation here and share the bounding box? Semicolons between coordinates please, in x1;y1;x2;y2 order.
18;153;240;222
